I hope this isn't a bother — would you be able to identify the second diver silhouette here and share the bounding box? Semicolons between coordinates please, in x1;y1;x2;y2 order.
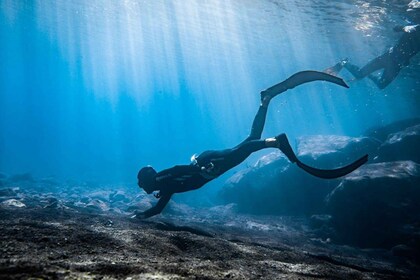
134;71;368;219
325;24;419;89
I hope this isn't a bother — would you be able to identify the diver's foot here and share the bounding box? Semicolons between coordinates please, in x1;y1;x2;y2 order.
260;83;287;102
324;58;348;76
260;90;271;103
261;95;272;107
275;133;298;163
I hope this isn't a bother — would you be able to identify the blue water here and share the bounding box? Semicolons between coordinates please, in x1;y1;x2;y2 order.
0;0;419;204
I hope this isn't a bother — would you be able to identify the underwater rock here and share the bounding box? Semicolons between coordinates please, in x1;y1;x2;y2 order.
85;199;110;212
109;191;130;203
364;117;420;142
164;201;196;217
225;152;289;187
220;150;338;215
41;197;64;209
126;194;153;212
326;161;420;248
20;194;53;209
310;214;332;229
109;201;131;213
0;188;17;198
89;191;114;203
207;203;237;216
391;244;418;259
221;134;376;216
1;199;26;208
245;221;271;231
296;135;379;167
376;124;420;163
80;196;91;204
43;200;59;209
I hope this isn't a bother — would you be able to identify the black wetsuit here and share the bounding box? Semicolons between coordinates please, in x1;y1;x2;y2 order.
344;25;419;89
139;105;270;218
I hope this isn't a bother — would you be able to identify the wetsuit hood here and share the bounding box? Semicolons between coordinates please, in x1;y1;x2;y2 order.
138;166;157;193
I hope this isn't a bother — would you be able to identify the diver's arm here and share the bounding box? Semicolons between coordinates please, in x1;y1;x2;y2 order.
135;193;172;219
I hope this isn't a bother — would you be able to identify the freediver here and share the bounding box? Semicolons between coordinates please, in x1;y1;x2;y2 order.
134;71;368;219
326;24;419;89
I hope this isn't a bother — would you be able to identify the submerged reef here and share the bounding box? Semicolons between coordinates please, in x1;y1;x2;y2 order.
326;161;420;248
220;118;420;258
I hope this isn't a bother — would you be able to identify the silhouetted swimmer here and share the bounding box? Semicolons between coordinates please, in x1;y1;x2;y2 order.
134;71;367;219
326;24;419;89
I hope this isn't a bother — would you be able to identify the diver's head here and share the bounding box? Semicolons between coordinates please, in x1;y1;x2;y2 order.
137;166;157;194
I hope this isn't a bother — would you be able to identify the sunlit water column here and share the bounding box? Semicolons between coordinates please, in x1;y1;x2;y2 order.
0;0;419;187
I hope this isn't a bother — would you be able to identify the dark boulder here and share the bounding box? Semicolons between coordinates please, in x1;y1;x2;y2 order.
296;135;379;168
375;124;420;163
310;214;332;229
220;134;375;216
0;188;17;198
220;151;340;216
326;161;420;248
364;118;420;142
391;244;419;259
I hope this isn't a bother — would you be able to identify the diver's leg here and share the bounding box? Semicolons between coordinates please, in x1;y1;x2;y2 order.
369;62;401;89
272;133;368;179
237;96;271;146
351;53;389;78
225;136;294;168
200;134;368;179
196;140;270;176
343;63;365;79
230;140;270;163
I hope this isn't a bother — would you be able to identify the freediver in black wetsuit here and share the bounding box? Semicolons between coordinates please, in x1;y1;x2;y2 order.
326;24;419;89
134;71;368;219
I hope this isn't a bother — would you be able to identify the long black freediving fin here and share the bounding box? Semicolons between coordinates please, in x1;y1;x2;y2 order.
262;70;349;100
295;154;368;179
276;133;368;179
